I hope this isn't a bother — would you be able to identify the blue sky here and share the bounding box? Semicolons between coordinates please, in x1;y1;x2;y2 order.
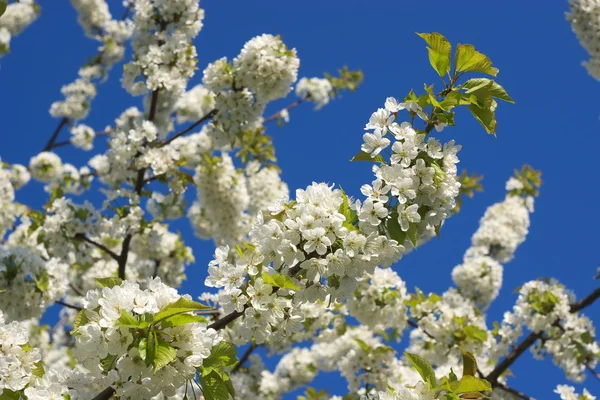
1;0;598;398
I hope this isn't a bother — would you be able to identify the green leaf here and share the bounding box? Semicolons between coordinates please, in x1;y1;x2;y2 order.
200;370;232;400
450;375;492;393
461;78;514;103
407;223;419;247
405;352;437;387
339;186;358;229
35;270;50;293
100;354;118;372
261;272;300;291
160;313;208;328
152;337;177;372
464;326;488;343
202;341;238;377
354;338;370;352
95;277;123;289
386;209;406;244
32;361;45;378
449;368;458;382
462;349;478;376
71;309;89;336
350;151;386;164
116;309;140;328
0;2;7;18
153;297;212;324
417;32;452;76
454;44;498;76
468;103;496;135
139;337;148;362
0;389;22;400
145;331;158;367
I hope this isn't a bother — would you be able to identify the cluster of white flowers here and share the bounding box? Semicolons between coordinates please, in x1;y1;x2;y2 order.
72;278;221;399
28;151;92;195
0;161;29;239
70;124;96;150
0;310;42;395
202;34;299;146
568;0;600;80
295;77;333;109
0;247;68;321
452;177;534;307
205;181;403;346
0;0;39;57
556;384;596;400
360;98;461;250
50;2;133;121
174;84;216;124
348;267;408;334
122;0;204;96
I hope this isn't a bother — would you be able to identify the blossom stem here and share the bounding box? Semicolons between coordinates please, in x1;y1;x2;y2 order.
162;109;217;146
75;233;120;261
231;343;256;373
55;300;83;311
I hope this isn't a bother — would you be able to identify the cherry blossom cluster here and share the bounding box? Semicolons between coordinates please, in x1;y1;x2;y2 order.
360;98;461;250
296;77;334;109
0;160;29;238
51;1;133;121
0;0;39;57
122;0;204;96
0;247;68;322
556;385;596;400
452;176;535;307
202;34;299;146
29;151;92;195
568;0;600;80
0;310;42;394
189;154;289;247
72;278;221;399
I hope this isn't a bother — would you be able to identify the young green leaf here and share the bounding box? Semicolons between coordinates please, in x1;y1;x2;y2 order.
405;352;437;387
200;370;232;400
95;277;123;289
116;309;140;328
202;341;238;377
450;375;492;393
461;78;514;103
153;297;212;324
462;349;478;376
160;313;208;328
152;337;178;372
417;32;452;76
351;151;386;164
261;272;300;291
454;44;498;76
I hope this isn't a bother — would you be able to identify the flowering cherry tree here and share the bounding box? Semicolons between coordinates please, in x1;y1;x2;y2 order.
0;1;598;400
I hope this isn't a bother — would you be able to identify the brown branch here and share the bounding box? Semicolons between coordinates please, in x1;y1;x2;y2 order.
231;343;256;373
208;309;244;331
55;300;83;311
263;99;304;123
92;387;116;400
162;109;217;146
75;234;120;261
571;286;600;313
43;117;69;151
587;363;600;382
494;381;535;400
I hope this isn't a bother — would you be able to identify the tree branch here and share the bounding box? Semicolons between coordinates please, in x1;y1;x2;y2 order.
263;99;304;122
55;300;83;311
49;130;110;150
587;363;600;382
92;387;116;400
571;286;600;313
43;117;69;152
162;109;217;146
231;343;256;373
494;381;535;400
75;234;120;261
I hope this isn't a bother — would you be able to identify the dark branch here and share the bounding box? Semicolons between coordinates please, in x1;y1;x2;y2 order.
162;109;217;146
43;117;69;152
587;363;600;382
571;286;600;313
232;343;256;373
494;381;535;400
55;300;83;311
92;387;116;400
75;234;120;261
263;99;304;123
486;331;542;384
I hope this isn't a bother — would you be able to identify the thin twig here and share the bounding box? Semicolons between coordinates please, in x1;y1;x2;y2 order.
162;109;217;146
43;117;69;151
587;363;600;382
231;343;256;373
49;130;110;150
75;234;120;261
263;99;304;122
55;300;83;311
571;286;600;313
